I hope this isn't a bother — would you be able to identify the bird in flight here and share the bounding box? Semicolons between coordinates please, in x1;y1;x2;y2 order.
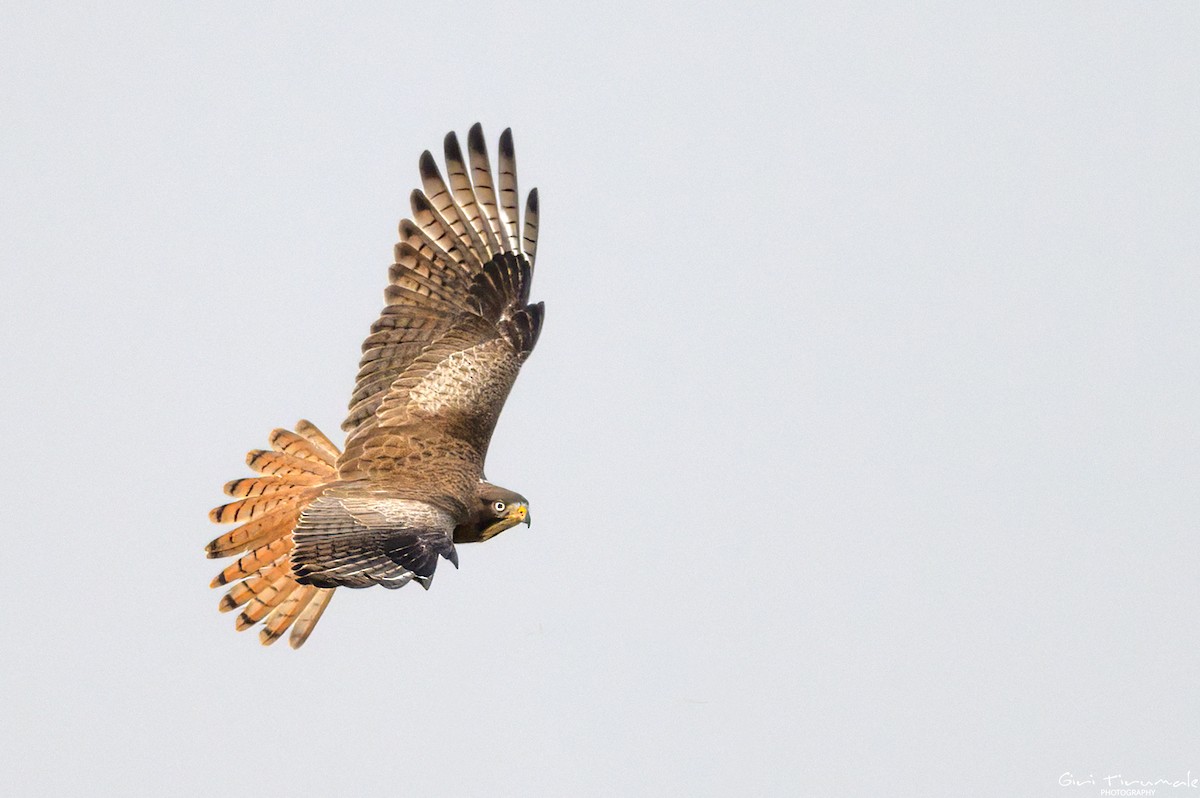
205;124;544;648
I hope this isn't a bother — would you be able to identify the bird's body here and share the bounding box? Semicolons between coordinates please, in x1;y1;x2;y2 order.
205;125;543;648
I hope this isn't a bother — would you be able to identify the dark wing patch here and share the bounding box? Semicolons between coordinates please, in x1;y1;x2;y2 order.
468;252;543;355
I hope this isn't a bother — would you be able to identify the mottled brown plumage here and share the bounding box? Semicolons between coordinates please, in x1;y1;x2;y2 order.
206;124;544;647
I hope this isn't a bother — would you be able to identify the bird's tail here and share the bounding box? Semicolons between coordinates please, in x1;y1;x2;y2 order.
205;420;341;648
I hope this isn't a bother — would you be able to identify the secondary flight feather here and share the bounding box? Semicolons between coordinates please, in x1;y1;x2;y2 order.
205;124;545;648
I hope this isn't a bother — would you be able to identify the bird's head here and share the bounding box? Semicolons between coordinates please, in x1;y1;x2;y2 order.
467;484;530;542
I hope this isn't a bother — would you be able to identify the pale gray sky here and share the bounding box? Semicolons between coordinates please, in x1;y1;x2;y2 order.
3;2;1199;796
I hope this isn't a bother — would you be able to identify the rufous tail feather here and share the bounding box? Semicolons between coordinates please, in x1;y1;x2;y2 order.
207;420;341;648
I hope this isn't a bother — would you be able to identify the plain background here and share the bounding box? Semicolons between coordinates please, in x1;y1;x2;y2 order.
2;2;1198;796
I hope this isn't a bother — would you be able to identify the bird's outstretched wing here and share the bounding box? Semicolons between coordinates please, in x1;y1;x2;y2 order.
336;124;543;516
290;491;459;589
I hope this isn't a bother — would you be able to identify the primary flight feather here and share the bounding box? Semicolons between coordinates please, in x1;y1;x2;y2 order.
206;124;544;648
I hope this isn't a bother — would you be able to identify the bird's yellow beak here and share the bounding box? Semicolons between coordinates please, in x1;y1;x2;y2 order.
479;502;531;541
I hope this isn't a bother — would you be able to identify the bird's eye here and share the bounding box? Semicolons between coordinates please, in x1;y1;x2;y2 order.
493;501;506;513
